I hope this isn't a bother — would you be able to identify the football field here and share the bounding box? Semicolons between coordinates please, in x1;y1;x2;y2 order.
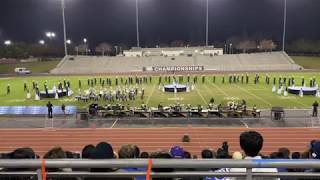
0;72;319;109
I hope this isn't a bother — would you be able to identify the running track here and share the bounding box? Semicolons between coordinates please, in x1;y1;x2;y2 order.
0;127;319;157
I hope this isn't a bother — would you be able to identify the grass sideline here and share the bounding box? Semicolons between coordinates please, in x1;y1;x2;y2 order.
291;56;320;69
0;60;60;74
0;72;319;109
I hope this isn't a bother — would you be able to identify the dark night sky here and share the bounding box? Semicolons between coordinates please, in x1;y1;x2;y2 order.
0;0;319;47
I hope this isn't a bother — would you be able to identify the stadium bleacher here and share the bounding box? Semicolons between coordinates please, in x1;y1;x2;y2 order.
51;51;302;74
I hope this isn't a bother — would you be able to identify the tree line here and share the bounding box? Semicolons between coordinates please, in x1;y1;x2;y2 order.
0;39;319;59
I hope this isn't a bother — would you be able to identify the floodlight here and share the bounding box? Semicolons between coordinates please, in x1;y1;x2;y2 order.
39;40;45;45
46;32;56;38
4;40;11;46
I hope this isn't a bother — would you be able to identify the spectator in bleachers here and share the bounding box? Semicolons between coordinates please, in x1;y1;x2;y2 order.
201;149;215;159
151;151;174;180
89;142;116;173
227;131;279;180
139;152;149;158
305;141;320;173
170;145;195;179
44;146;76;180
133;144;140;158
276;148;291;174
65;151;80;159
200;149;216;175
85;142;121;180
44;146;66;159
2;147;37;180
232;152;243;160
72;144;95;173
278;148;290;159
44;147;71;171
82;144;95;159
118;144;145;180
289;152;303;173
291;152;300;159
118;144;139;159
301;151;310;159
184;151;191;159
170;145;185;159
216;148;229;159
269;152;280;159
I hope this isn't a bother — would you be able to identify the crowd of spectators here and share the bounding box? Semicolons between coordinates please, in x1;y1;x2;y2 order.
0;131;319;180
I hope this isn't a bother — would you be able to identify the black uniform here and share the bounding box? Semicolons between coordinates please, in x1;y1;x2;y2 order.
47;102;53;118
61;104;66;114
313;101;319;117
7;85;10;95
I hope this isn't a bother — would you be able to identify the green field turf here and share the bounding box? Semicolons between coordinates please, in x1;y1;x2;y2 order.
0;72;320;109
291;56;320;69
0;60;60;74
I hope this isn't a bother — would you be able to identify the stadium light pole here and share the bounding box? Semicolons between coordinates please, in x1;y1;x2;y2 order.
83;38;88;55
61;0;68;56
206;0;209;47
136;0;140;47
282;0;287;52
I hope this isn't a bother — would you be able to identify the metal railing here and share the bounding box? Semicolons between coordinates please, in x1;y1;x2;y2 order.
0;159;320;180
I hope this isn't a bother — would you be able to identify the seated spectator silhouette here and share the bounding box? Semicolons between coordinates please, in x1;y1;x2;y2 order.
118;144;145;180
43;146;75;180
232;151;243;160
3;147;37;180
44;147;69;170
89;142;116;173
305;140;320;173
201;149;215;159
82;144;95;159
151;151;174;180
227;131;279;180
289;152;303;173
200;149;216;178
170;145;185;159
139;152;149;158
72;144;95;172
86;142;122;180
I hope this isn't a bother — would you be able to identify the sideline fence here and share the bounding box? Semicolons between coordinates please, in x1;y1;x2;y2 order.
0;159;320;180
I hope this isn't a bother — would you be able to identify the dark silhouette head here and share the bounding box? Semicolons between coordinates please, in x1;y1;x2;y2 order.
240;131;263;157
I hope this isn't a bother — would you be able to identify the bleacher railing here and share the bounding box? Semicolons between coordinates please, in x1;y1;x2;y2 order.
1;159;320;180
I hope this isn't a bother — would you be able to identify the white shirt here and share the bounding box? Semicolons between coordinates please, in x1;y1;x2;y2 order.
226;156;279;180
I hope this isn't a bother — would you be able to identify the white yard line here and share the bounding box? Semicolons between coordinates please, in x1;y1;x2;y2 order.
239;119;249;128
195;86;207;104
146;83;157;105
110;118;119;128
235;84;273;107
211;83;229;97
284;96;308;107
